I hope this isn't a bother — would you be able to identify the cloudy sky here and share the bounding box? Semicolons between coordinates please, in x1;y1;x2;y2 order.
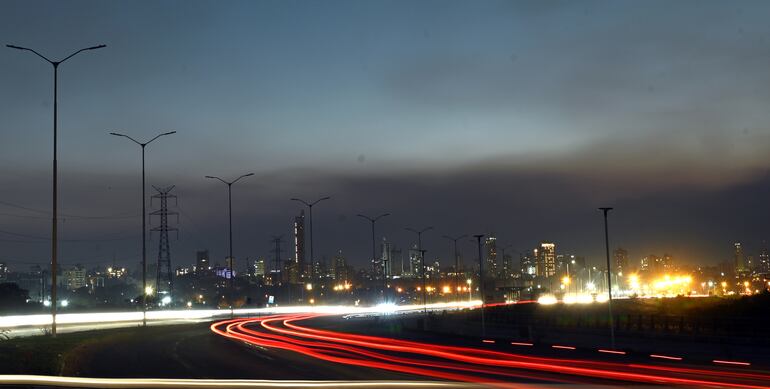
2;0;770;272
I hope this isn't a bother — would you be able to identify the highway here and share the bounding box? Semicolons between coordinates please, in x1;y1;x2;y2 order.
0;301;480;338
212;313;770;388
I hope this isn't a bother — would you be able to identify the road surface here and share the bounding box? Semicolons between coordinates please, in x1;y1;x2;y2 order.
211;313;770;387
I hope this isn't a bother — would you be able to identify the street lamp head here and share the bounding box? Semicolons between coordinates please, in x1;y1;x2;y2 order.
244;173;255;177
162;131;177;136
6;44;25;50
598;207;614;212
205;176;216;179
85;44;107;50
109;132;124;137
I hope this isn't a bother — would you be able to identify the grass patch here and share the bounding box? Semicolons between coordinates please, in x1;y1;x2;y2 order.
0;323;205;375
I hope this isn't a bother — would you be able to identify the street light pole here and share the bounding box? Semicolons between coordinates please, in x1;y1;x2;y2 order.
291;197;331;282
406;226;433;313
110;131;176;326
599;207;616;349
474;234;486;337
442;234;467;296
9;43;106;336
357;213;390;301
207;173;254;318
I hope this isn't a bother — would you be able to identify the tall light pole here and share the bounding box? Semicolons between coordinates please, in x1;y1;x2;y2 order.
357;213;390;301
474;234;486;337
599;207;616;349
442;234;467;296
207;173;254;318
291;196;331;282
8;43;106;336
110;131;176;326
406;226;433;313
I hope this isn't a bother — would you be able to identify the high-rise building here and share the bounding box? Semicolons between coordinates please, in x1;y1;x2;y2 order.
408;244;421;278
333;250;350;281
759;245;770;273
484;235;497;277
284;259;299;284
500;252;513;280
380;238;400;279
62;265;86;290
196;250;210;274
536;242;556;277
614;248;629;274
734;242;747;275
294;210;306;281
520;251;536;277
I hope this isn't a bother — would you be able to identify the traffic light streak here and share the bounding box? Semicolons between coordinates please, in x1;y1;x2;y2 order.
211;314;770;387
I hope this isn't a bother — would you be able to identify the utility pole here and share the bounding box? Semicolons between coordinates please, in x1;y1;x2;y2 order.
599;207;616;349
474;234;486;337
443;234;468;296
9;43;106;335
406;226;433;313
357;213;390;301
110;130;176;327
291;197;331;282
206;173;254;318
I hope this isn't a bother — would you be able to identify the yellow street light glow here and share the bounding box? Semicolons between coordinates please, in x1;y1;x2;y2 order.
561;276;571;285
145;286;154;296
306;283;313;291
442;286;451;294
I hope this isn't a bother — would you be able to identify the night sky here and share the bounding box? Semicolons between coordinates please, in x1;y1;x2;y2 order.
2;0;770;272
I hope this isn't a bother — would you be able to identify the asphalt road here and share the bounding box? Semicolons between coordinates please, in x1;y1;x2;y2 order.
63;322;420;381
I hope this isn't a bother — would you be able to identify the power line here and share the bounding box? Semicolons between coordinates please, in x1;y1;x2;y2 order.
0;228;135;242
0;199;138;219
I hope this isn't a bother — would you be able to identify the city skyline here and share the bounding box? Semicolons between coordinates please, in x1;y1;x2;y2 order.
3;0;770;269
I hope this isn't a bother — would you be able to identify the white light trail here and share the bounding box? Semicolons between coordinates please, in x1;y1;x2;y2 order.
0;375;472;388
0;301;482;332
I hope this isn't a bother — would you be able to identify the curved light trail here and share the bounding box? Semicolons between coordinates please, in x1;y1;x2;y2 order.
212;314;770;388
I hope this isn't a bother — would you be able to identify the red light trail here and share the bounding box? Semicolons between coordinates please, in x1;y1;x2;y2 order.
211;314;770;388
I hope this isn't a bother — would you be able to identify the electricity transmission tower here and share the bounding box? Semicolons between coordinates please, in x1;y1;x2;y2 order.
151;185;178;296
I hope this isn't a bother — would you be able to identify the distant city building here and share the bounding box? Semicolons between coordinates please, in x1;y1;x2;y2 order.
0;262;7;281
641;254;660;274
408;244;421;278
196;250;210;274
284;259;299;284
62;265;86;290
535;242;556;277
662;253;674;272
757;246;770;273
380;238;401;279
499;252;514;280
734;242;747;275
294;210;306;280
484;235;497;277
254;258;266;277
520;251;536;277
106;266;127;279
333;250;350;281
175;266;191;276
614;248;629;274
